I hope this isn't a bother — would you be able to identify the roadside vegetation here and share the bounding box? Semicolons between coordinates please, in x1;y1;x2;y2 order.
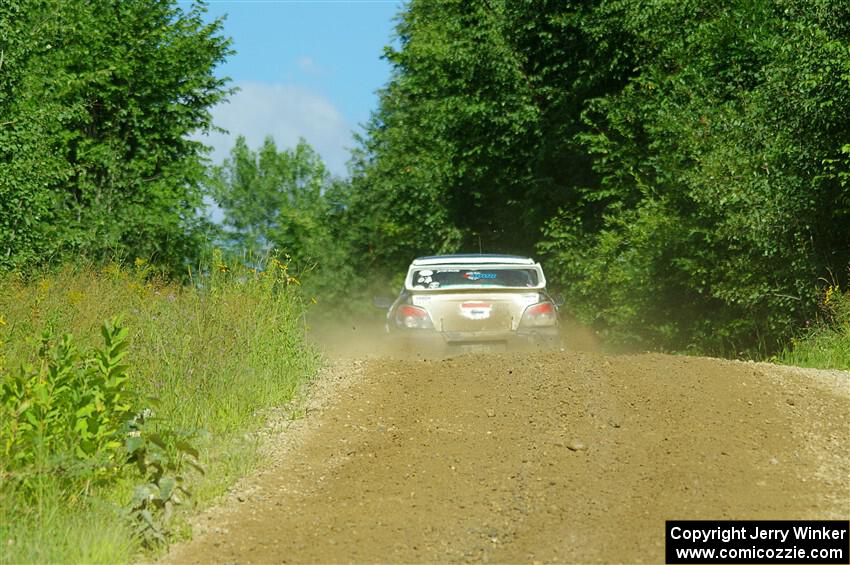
1;2;322;560
0;259;318;562
778;280;850;370
340;0;850;358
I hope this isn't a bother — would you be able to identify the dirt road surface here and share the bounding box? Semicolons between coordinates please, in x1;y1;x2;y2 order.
163;350;849;564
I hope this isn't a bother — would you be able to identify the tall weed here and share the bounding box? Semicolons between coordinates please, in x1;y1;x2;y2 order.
778;278;850;370
0;255;319;561
1;321;132;492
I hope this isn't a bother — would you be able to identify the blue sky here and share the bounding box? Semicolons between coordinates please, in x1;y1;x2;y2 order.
189;0;402;176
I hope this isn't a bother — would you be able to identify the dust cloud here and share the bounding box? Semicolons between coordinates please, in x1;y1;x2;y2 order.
308;314;603;360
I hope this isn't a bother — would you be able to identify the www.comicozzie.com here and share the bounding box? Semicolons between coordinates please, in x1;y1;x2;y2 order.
665;520;850;564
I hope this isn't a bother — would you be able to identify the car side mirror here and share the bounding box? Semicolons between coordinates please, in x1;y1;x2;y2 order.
552;294;566;307
372;296;394;309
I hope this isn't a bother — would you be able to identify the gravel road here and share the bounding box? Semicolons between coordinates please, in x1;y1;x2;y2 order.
162;350;849;564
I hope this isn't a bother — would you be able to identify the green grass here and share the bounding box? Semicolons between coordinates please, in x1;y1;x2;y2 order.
777;327;850;371
0;481;136;565
776;284;850;371
0;259;321;563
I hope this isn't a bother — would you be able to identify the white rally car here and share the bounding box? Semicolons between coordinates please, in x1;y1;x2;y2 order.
381;254;561;353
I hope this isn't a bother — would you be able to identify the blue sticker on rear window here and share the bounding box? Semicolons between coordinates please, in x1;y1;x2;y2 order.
463;271;498;281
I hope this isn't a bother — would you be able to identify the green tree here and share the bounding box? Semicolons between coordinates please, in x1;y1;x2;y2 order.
0;0;231;273
208;135;357;301
539;0;850;353
344;0;634;278
0;0;70;269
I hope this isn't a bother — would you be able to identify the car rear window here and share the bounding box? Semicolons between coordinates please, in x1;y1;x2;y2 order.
410;268;539;289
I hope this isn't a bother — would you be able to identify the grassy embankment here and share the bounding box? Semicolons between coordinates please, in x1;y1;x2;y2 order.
777;282;850;371
0;258;319;563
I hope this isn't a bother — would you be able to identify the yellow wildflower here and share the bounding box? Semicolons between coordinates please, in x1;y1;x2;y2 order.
67;290;85;306
824;285;835;306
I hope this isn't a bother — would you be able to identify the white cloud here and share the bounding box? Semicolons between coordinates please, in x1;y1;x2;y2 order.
296;55;322;75
197;81;352;177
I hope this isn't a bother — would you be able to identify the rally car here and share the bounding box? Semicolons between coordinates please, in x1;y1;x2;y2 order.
380;254;561;353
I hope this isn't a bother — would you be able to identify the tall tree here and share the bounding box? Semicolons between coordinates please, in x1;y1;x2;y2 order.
345;0;633;277
539;0;850;352
0;0;231;272
208;136;359;303
209;136;332;260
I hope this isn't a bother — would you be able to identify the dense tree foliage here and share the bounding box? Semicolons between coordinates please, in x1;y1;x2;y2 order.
209;136;358;302
539;0;850;352
0;0;230;272
345;0;624;273
342;0;850;353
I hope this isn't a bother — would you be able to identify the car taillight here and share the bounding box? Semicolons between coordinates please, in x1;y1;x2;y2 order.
396;304;433;329
520;301;557;327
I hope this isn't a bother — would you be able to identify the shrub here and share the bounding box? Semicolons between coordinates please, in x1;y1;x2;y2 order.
778;278;850;370
1;320;134;492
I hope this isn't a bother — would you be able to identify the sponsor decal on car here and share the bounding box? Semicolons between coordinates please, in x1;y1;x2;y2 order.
460;301;492;320
462;271;497;281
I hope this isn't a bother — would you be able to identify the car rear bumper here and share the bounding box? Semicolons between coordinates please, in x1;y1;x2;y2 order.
391;327;560;352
